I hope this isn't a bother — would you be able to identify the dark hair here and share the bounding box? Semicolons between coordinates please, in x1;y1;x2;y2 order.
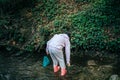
65;32;71;38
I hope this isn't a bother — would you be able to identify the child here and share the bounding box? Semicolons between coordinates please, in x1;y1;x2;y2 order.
46;33;71;76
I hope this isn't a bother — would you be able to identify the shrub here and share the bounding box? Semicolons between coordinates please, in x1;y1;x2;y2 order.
33;0;58;21
70;11;107;51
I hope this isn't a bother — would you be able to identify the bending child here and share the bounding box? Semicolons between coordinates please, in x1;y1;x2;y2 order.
46;33;71;76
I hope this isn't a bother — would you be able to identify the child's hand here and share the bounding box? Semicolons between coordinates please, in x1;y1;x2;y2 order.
67;63;71;67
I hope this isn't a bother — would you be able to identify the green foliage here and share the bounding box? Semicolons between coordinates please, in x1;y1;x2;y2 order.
113;25;120;35
33;0;58;21
43;0;120;52
1;29;25;43
0;16;26;43
0;19;8;26
24;42;34;52
92;0;120;26
70;11;107;50
0;0;120;53
53;16;71;31
68;0;120;52
0;16;9;40
75;0;94;3
0;15;9;26
39;26;51;41
24;26;51;52
107;38;120;53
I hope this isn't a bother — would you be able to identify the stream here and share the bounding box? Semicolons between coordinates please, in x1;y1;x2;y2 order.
0;46;120;80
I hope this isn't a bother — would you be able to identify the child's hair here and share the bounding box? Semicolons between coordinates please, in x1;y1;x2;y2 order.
65;31;71;38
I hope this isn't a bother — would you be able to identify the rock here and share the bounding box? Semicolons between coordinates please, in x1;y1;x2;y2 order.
103;65;113;68
87;60;97;66
109;74;119;80
4;74;10;80
0;74;11;80
0;74;5;80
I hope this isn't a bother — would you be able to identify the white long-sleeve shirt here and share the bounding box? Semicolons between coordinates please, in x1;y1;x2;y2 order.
46;34;71;64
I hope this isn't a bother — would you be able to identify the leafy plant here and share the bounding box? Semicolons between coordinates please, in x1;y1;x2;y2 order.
75;0;95;3
33;0;58;21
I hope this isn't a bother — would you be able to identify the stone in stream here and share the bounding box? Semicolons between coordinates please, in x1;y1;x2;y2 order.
87;60;97;66
0;73;12;80
109;74;119;80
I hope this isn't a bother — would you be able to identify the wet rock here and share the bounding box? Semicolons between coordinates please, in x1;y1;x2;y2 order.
87;60;97;66
0;74;5;80
109;74;119;80
76;64;113;80
4;74;10;80
0;73;14;80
